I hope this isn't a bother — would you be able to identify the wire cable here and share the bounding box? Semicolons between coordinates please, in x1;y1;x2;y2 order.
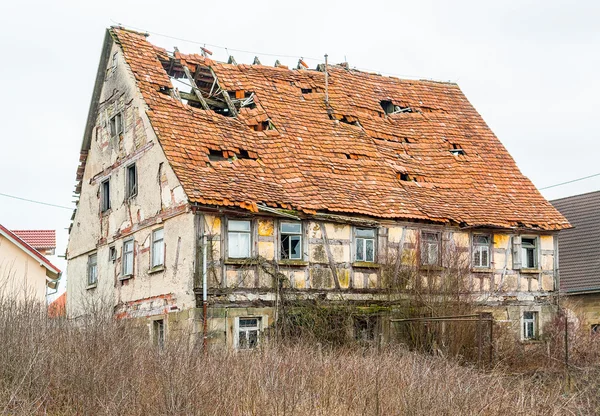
0;192;72;210
539;172;600;190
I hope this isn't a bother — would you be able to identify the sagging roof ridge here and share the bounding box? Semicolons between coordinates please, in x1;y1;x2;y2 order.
72;26;571;231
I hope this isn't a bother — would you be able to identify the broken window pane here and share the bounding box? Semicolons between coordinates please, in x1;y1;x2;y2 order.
521;238;537;269
126;163;137;198
280;222;302;260
110;113;123;137
237;318;260;350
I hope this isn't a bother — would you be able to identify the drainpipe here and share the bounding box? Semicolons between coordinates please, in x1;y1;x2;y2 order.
202;234;208;354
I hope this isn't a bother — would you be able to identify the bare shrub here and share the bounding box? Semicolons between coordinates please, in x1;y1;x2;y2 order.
1;297;597;415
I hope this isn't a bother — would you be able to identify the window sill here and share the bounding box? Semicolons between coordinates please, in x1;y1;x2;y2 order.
520;339;542;344
101;209;112;216
352;261;379;269
420;265;444;271
86;283;97;290
149;265;165;274
119;274;133;281
472;268;493;273
224;258;257;266
520;269;542;274
278;259;308;267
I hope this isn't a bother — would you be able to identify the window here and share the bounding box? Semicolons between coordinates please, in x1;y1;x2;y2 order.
354;316;377;342
521;237;538;269
110;113;123;138
126;164;137;198
472;234;491;268
522;311;538;340
109;246;117;263
122;239;134;276
280;222;302;260
101;179;111;212
421;232;440;266
228;220;251;258
236;317;260;349
87;253;98;286
151;228;165;268
153;319;165;349
355;228;376;262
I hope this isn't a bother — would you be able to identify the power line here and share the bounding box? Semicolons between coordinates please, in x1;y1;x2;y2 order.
110;21;435;81
0;192;72;210
539;172;600;190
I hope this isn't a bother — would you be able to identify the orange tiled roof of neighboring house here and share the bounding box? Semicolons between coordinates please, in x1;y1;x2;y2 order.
106;27;569;231
48;292;66;318
11;230;56;251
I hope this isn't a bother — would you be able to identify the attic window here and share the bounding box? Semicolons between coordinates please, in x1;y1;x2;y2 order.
301;88;313;94
110;113;123;138
449;144;466;156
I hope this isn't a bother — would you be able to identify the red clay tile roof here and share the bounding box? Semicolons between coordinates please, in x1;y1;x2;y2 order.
109;27;569;231
48;292;66;318
11;230;56;250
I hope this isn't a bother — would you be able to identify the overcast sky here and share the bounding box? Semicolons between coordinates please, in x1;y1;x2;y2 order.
1;0;599;290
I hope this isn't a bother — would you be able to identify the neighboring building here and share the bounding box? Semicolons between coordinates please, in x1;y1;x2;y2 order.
0;224;61;303
67;27;570;348
12;229;57;256
551;191;600;332
48;292;67;318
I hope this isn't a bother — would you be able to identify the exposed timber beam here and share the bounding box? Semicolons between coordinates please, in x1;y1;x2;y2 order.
182;65;210;111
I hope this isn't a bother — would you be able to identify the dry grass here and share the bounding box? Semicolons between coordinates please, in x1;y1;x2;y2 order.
1;298;599;415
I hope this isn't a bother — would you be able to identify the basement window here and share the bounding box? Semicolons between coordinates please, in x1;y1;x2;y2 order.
110;113;123;138
236;317;261;350
522;311;538;340
354;316;377;342
153;319;165;349
126;163;137;199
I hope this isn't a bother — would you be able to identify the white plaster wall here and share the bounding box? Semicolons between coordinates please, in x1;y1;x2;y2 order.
67;41;194;318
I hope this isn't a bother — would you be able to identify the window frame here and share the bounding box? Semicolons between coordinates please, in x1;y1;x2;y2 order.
151;228;165;269
152;318;165;349
522;311;538;340
354;227;377;263
235;317;261;350
109;112;123;138
122;238;135;277
227;219;252;259
472;233;491;269
87;253;98;287
280;221;303;260
101;178;111;212
521;236;538;269
125;163;138;199
420;231;441;266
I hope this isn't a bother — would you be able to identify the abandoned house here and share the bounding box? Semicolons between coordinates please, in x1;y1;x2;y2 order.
551;191;600;333
66;27;570;349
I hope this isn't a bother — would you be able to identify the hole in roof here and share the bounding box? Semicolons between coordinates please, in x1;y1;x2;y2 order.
252;120;275;132
449;144;466;156
381;100;413;115
398;173;422;182
345;153;352;159
208;149;257;162
301;88;313;94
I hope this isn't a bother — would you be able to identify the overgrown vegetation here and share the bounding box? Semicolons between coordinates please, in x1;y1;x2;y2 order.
3;297;600;415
